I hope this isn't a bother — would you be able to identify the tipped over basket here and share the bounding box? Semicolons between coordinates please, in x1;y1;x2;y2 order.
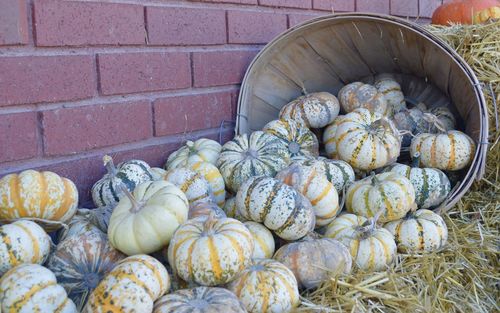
236;13;488;213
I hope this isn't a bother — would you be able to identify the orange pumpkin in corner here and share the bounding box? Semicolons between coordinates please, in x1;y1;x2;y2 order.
432;0;500;25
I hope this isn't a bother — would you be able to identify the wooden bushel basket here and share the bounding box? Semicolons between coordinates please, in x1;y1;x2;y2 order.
236;13;488;213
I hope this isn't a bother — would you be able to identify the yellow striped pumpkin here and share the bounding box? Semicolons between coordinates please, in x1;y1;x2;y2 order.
0;220;51;276
338;82;390;116
323;115;345;159
0;264;77;312
384;209;448;253
346;172;415;223
223;197;247;222
374;73;406;114
334;108;401;171
0;170;78;231
236;176;316;240
164;168;214;205
167;215;254;286
276;164;340;227
166;138;222;170
295;157;355;193
84;255;170;313
154;287;246;313
244;221;275;259
216;131;290;193
262;118;319;161
227;259;300;313
188;201;226;219
325;213;397;272
279;92;340;128
108;181;189;255
273;235;352;289
188;161;226;207
410;130;475;171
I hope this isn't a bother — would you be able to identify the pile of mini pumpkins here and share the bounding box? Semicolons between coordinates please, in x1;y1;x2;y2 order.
0;73;476;313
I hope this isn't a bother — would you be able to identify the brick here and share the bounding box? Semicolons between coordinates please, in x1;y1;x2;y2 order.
154;92;232;136
0;55;95;106
34;0;144;46
193;50;258;87
259;0;312;9
0;0;29;45
0;112;38;163
42;101;153;156
98;52;191;95
313;0;355;11
146;7;226;45
228;10;287;44
420;0;442;18
356;0;390;14
194;0;257;3
289;13;326;27
391;0;419;16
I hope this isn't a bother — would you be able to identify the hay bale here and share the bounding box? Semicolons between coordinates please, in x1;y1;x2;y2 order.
300;21;500;313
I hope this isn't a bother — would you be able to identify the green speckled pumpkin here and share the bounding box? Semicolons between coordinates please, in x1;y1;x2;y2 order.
374;73;406;114
244;221;275;259
295;157;355;193
166;139;222;170
323;115;346;159
164;168;214;205
338;82;390;116
279;92;340;128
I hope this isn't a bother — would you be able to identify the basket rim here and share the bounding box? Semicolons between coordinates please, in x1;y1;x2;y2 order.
236;13;489;214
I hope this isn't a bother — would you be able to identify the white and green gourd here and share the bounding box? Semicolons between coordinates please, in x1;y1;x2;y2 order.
222;197;247;222
188;161;226;207
279;92;340;128
188;201;226;219
295;157;355;193
164;167;214;205
165;138;222;170
338;82;390;116
244;221;275;259
373;73;406;114
323;115;345;159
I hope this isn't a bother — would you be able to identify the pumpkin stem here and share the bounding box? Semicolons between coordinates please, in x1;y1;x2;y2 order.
186;141;195;150
103;155;118;176
370;172;380;185
120;184;142;213
422;113;447;133
203;211;219;231
411;153;421;168
357;210;383;237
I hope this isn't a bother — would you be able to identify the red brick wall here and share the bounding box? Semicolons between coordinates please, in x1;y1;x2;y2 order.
0;0;443;205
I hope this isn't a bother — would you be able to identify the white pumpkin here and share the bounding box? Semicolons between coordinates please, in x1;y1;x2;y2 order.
0;264;77;312
227;259;300;313
244;221;275;259
164;168;214;204
279;92;340;128
346;172;415;223
323;115;345;159
385;209;448;253
338;82;390;116
334;108;401;171
295;157;355;193
236;176;316;241
223;197;247;222
166;138;222;170
374;73;406;114
188;161;226;207
151;167;168;180
0;220;51;276
108;181;189;255
325;213;397;272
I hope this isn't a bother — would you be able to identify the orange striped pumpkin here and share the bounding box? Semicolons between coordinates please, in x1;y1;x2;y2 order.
338;82;390;116
0;220;51;276
0;170;78;231
164;168;214;205
188;201;226;219
188;161;226;207
84;255;170;313
279;92;340;128
323;115;346;159
165;139;222;170
167;215;254;286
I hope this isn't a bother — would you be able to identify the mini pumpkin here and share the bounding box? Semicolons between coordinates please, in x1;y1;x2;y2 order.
91;155;154;207
295;157;355;193
323;115;345;159
222;197;247;221
244;221;275;259
236;176;316;240
84;255;170;313
166;138;222;170
0;170;78;231
58;210;103;242
277;164;340;227
410;130;475;171
0;264;77;312
164;167;214;204
188;201;226;219
188;161;226;207
228;258;300;313
47;230;125;310
216;131;290;193
334;108;401;171
346;172;415;223
263;118;319;160
373;73;406;114
279;92;340;128
108;180;189;255
273;234;352;289
154;287;246;313
0;220;51;276
338;82;390;116
385;154;451;209
385;209;448;253
325;213;397;272
168;214;254;286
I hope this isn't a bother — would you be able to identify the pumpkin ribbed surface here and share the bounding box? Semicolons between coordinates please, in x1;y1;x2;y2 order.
153;287;246;313
222;197;247;222
295;157;355;193
338;82;390;116
244;221;275;259
188;161;226;207
164;168;214;205
0;170;78;230
166;139;222;170
323;115;345;159
167;216;254;286
188;201;226;219
0;264;77;312
279;92;340;128
236;176;315;240
216;131;290;193
385;209;448;253
0;220;51;276
84;255;170;313
373;74;406;114
227;259;300;313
